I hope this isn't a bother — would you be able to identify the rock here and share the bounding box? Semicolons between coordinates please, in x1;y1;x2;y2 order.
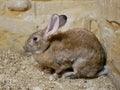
7;0;31;11
98;20;120;90
97;0;120;22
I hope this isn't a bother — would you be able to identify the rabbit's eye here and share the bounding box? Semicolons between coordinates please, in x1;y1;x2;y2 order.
33;37;38;41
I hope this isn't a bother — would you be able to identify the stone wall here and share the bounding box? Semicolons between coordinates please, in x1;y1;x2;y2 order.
0;0;120;89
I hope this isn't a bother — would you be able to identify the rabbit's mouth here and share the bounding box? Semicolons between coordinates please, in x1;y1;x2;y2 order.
23;44;41;54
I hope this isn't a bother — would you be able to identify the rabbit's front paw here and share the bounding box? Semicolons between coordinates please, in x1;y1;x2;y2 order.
49;73;59;81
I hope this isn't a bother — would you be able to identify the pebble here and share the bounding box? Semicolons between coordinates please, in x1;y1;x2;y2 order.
7;0;31;11
31;87;43;90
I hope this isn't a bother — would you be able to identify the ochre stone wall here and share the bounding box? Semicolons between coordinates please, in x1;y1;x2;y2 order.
0;0;120;89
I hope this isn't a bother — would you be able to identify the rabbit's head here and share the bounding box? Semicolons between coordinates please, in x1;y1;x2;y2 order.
23;14;67;54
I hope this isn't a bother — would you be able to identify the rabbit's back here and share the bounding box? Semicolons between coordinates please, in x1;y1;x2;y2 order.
63;28;102;51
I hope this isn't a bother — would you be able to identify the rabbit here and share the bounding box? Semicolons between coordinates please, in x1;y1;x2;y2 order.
23;14;108;79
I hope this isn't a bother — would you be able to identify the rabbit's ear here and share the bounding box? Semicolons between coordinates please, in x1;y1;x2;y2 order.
44;14;67;39
45;14;60;39
59;15;67;28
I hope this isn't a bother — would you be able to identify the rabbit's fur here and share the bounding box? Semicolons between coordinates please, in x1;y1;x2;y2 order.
24;14;107;79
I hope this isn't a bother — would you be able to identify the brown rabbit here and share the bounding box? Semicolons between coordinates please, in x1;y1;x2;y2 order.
23;14;108;79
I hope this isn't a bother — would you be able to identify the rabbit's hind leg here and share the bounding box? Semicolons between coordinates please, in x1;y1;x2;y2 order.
61;58;85;79
61;58;94;79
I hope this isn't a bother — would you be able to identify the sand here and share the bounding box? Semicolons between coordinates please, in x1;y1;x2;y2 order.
0;50;116;90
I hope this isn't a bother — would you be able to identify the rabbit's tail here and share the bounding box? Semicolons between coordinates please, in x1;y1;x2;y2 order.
97;65;109;76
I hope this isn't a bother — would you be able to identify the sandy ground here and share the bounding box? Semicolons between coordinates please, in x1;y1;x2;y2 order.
0;50;116;90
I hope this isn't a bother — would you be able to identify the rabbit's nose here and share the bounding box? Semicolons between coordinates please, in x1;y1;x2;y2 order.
29;40;34;46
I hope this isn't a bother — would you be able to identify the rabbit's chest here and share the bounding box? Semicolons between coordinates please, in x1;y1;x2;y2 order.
33;52;53;66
